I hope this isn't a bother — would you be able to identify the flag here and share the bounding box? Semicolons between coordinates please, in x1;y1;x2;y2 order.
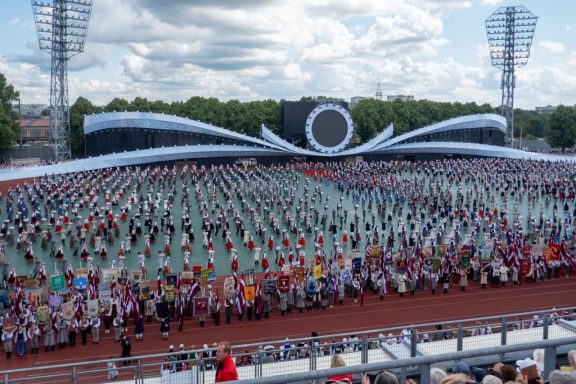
236;274;245;315
187;281;200;302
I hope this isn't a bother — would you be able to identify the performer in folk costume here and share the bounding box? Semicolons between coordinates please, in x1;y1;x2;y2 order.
231;252;239;274
261;253;270;274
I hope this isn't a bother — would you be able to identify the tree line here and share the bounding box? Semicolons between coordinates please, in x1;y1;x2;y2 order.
0;71;574;157
0;74;20;156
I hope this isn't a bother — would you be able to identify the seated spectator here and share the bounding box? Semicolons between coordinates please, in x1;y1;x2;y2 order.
451;362;472;379
482;375;503;384
533;348;545;375
561;349;576;371
516;357;542;381
471;367;486;382
439;373;472;384
371;371;398;384
548;369;576;384
326;354;352;384
430;367;448;384
499;364;517;383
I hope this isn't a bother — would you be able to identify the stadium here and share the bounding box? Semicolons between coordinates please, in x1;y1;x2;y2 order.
2;2;576;384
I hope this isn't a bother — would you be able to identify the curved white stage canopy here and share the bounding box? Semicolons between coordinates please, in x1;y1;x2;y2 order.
1;112;573;182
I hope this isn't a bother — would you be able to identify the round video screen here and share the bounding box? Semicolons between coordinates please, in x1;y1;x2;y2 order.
305;104;353;154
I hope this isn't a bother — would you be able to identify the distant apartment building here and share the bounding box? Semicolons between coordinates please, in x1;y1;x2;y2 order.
534;105;557;114
386;95;414;102
350;96;368;108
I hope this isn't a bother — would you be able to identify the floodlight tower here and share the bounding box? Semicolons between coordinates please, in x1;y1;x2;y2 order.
32;0;93;161
485;5;537;148
375;83;383;101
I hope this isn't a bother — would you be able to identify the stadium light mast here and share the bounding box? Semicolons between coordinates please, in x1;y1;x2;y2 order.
485;5;537;148
32;0;93;162
375;83;383;101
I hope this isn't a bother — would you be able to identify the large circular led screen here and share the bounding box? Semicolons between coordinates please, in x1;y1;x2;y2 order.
305;103;353;154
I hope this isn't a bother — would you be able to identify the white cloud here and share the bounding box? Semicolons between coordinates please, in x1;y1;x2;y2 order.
538;40;565;54
0;0;574;110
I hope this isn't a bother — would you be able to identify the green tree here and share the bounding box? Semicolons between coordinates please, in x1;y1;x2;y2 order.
104;98;129;112
128;97;151;112
69;97;102;156
546;106;576;151
350;99;388;142
0;73;19;154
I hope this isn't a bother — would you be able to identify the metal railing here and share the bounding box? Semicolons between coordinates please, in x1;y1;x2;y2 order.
2;306;575;383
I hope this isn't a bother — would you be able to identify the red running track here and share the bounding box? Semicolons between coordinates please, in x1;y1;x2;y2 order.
2;276;576;380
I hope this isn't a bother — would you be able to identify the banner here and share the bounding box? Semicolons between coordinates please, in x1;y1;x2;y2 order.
544;247;559;263
422;246;433;258
531;244;543;257
164;285;175;302
282;265;292;274
193;297;209;317
330;262;338;274
244;269;255;286
278;275;290;293
166;274;177;286
99;290;111;302
480;246;492;261
76;269;88;278
438;244;448;257
87;299;99;318
101;268;121;283
61;300;75;320
140;285;150;300
50;275;65;293
461;255;470;268
131;271;142;282
262;279;277;295
192;265;202;279
352;258;362;273
37;305;50;324
74;277;87;291
340;269;352;283
182;272;193;286
23;278;38;289
224;277;235;300
293;267;305;283
313;265;323;280
432;259;441;273
345;259;352;269
348;250;360;259
48;294;63;311
244;286;255;302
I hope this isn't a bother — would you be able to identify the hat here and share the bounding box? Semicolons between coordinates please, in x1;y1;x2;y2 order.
169;345;174;350
179;344;184;349
452;362;471;375
516;357;536;370
482;375;503;384
471;367;486;382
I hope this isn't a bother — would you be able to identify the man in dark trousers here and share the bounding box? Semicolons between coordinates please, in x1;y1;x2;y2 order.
120;335;132;366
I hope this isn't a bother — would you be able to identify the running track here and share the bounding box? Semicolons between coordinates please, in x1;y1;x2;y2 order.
3;276;576;378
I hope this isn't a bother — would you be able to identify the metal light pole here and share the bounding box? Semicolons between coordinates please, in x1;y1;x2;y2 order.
32;0;93;162
485;5;537;148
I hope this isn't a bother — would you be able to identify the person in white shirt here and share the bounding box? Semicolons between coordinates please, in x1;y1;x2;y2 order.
91;316;101;344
